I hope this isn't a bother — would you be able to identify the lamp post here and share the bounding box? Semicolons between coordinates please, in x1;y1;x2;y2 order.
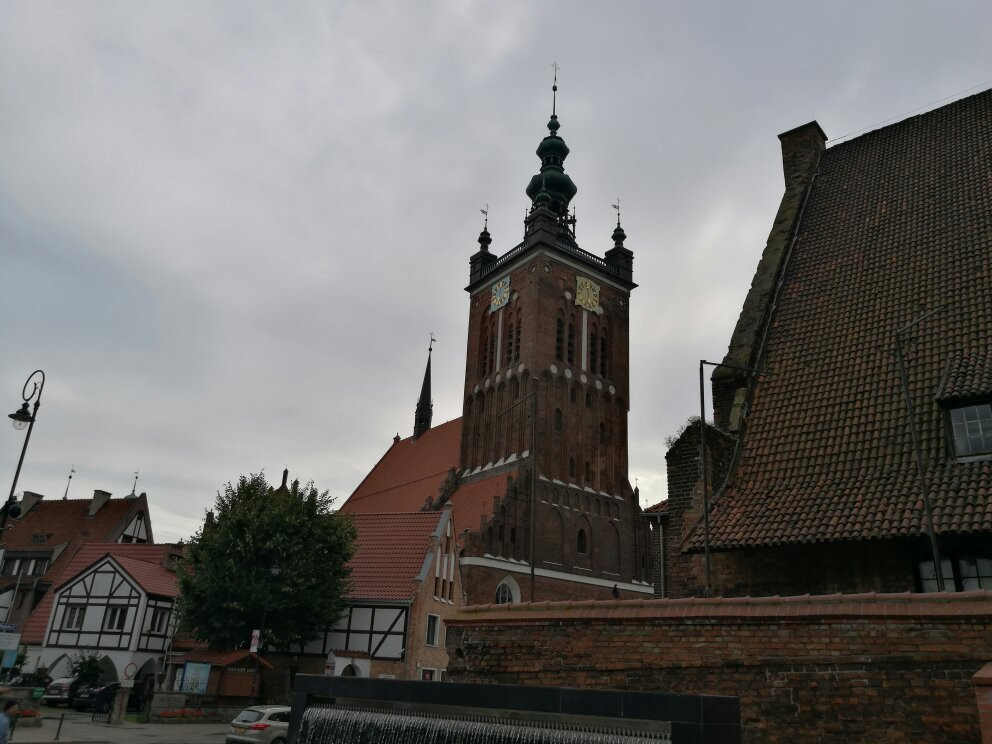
250;559;280;703
894;306;946;592
4;370;46;533
698;359;758;595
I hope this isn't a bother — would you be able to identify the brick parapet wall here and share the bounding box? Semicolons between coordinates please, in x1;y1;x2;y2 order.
446;591;992;743
975;662;992;744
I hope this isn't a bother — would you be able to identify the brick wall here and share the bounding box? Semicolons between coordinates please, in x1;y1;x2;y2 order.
445;592;992;743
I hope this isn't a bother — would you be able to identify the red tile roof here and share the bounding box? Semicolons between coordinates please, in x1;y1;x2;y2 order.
702;90;992;550
643;500;669;514
341;419;462;515
341;416;511;538
2;494;148;586
22;543;178;644
450;473;513;533
344;512;443;601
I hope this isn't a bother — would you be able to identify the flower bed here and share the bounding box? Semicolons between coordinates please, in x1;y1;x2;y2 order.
13;709;42;728
152;707;235;724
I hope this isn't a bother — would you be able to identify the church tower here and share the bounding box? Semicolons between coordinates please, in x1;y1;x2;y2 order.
456;81;649;603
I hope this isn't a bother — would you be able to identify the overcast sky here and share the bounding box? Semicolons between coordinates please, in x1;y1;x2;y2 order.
2;1;990;543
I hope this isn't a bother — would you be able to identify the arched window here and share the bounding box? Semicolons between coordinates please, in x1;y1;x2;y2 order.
489;326;497;373
589;331;598;373
585;392;592;408
495;576;520;604
505;322;514;366
567;319;575;364
599;422;607;445
569;457;576;478
554;408;563;433
341;664;359;677
577;529;588;554
481;331;489;376
570;387;577;403
555;318;564;360
600;334;608;377
584;462;591;482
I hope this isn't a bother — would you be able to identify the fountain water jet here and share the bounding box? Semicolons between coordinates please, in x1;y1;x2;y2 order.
287;676;739;744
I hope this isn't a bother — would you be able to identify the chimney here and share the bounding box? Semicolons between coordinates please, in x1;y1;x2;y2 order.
20;491;44;515
89;490;112;516
778;121;827;189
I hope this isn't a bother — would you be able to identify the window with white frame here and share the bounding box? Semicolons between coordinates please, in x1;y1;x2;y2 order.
149;608;169;634
918;556;992;592
105;606;127;631
63;605;85;630
949;403;992;457
426;614;440;647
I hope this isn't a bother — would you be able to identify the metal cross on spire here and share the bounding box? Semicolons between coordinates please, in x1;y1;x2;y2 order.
480;204;489;230
551;61;560;115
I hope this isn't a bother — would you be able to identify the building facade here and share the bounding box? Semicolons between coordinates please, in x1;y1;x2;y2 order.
662;89;992;597
341;95;652;605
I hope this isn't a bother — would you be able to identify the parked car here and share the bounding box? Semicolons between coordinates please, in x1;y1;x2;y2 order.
72;681;143;713
5;673;51;688
40;677;81;706
226;705;290;744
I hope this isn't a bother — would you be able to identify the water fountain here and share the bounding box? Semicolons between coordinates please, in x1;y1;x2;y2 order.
288;676;740;744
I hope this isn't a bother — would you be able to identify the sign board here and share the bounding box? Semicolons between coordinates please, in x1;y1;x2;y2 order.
0;633;20;651
249;629;260;654
1;650;17;670
0;623;17;633
120;679;134;688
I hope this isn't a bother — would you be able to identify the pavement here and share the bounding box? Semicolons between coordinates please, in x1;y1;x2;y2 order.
9;712;232;743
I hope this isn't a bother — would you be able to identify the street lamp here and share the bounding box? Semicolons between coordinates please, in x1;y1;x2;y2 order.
4;370;46;530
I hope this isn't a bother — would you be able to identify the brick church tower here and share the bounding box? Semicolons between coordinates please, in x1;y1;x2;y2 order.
455;86;652;603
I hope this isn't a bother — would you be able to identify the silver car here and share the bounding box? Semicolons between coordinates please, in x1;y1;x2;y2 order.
226;705;290;744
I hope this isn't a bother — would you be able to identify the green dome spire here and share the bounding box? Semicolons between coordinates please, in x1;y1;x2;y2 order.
525;76;577;217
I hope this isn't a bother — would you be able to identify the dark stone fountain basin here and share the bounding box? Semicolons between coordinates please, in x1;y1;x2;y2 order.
288;676;739;744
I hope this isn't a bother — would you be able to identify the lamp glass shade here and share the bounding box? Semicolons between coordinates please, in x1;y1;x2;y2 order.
11;418;28;431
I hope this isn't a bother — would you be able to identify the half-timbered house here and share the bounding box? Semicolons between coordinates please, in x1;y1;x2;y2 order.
301;504;461;681
0;489;153;630
21;543;180;697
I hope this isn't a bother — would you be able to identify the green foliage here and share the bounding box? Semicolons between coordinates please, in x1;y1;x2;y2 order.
68;650;102;684
177;472;356;651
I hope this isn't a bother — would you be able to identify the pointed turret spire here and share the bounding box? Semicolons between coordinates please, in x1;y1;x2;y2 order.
413;334;435;440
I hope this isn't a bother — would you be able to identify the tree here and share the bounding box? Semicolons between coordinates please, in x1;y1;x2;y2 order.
68;650;101;684
177;472;355;651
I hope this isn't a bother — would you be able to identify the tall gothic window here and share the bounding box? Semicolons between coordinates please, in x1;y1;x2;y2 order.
567;319;575;365
589;331;598;373
600;335;608;377
505;322;515;367
514;313;522;360
555;318;564;360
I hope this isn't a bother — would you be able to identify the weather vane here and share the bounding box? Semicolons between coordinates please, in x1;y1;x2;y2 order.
480;204;489;230
131;469;140;496
551;61;560;115
612;197;622;225
429;332;437;352
63;465;75;500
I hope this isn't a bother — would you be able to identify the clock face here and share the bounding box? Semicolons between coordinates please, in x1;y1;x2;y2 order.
575;276;602;314
490;277;510;312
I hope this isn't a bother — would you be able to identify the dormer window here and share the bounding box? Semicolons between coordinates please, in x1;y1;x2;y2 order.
949;402;992;457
